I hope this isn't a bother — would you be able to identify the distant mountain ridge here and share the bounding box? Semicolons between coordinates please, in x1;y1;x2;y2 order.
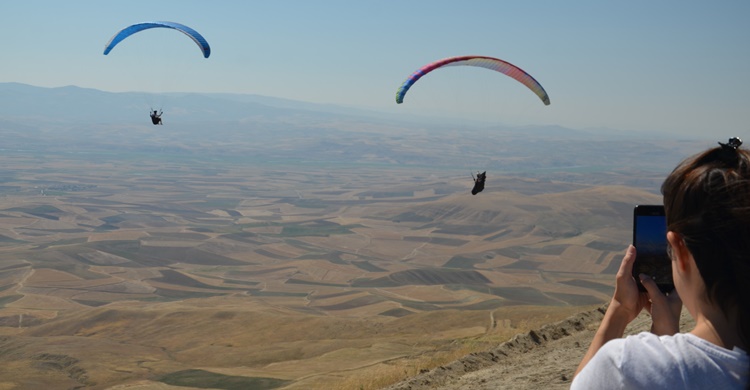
0;82;691;139
0;82;315;123
0;82;707;178
0;83;634;135
0;82;498;126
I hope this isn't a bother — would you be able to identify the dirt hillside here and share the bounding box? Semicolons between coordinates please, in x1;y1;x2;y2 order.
384;304;696;390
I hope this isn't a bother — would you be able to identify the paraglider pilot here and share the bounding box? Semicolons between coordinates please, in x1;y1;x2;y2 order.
150;109;163;125
471;171;486;195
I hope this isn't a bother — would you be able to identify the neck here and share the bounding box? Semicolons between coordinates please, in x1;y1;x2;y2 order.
690;304;744;351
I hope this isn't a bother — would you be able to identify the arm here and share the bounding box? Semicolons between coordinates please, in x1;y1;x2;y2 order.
574;245;648;377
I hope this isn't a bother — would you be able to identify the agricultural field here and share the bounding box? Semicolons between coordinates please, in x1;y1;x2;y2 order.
0;128;692;389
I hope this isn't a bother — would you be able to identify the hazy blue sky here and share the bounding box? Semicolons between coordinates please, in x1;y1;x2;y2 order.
1;1;748;137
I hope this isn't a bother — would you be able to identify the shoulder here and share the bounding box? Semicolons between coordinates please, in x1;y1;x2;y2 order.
573;333;689;389
573;332;749;389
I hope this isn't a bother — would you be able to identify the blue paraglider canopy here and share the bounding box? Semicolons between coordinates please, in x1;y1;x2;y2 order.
103;21;210;58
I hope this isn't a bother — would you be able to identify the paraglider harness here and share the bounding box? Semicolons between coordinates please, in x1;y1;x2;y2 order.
471;171;486;195
150;109;163;125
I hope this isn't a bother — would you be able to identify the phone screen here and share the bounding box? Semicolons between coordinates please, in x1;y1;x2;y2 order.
632;205;674;293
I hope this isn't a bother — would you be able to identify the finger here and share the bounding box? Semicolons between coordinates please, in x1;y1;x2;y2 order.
617;245;637;277
639;274;665;302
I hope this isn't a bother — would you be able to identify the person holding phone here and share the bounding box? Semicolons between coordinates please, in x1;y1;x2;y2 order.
572;138;749;389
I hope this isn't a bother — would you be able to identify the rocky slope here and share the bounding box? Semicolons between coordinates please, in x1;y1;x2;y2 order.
385;304;696;390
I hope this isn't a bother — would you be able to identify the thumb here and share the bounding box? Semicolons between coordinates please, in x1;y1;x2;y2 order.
618;245;637;276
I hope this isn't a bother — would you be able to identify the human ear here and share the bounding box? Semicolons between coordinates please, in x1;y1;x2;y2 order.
666;231;690;273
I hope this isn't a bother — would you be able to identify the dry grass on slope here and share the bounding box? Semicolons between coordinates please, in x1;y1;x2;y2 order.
325;305;596;390
381;304;696;390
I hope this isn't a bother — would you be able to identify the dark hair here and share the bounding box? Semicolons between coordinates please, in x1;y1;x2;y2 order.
661;138;750;385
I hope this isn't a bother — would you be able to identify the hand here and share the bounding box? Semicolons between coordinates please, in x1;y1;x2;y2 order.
640;276;682;335
608;245;650;324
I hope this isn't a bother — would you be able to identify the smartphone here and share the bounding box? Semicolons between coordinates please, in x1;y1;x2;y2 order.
632;205;674;293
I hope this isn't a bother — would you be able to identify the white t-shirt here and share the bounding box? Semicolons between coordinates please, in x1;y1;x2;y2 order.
571;332;748;389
